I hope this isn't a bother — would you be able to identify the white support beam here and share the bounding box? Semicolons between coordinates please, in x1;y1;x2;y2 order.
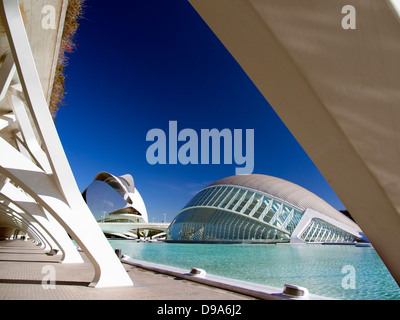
223;188;241;209
0;179;83;263
0;51;16;103
240;192;255;214
249;195;263;217
233;190;248;211
10;91;52;173
0;113;15;131
0;0;132;287
259;198;273;222
188;0;400;284
282;209;294;230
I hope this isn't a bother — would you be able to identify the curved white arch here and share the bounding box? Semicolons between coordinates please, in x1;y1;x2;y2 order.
85;171;148;223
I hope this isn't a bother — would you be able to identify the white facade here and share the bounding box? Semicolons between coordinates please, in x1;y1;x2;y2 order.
83;172;149;224
82;171;168;240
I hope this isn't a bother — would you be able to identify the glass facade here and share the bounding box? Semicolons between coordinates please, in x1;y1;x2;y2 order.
168;184;361;244
168;185;304;243
168;207;291;242
299;218;357;243
85;180;145;223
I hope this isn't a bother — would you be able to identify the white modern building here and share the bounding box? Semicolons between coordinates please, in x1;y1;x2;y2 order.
82;172;168;240
168;174;365;244
83;172;149;224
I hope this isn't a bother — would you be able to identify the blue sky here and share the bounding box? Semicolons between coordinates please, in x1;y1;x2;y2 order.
56;0;345;222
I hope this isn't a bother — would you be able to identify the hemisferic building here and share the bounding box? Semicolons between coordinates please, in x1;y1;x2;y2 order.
167;174;366;244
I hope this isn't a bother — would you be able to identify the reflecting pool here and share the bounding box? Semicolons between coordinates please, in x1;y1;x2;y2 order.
108;240;400;300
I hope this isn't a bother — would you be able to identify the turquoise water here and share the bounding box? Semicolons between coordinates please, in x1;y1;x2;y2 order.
109;240;400;300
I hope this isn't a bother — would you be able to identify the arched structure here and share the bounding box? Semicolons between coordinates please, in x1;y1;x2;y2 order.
168;174;364;244
82;171;150;239
188;0;400;285
0;0;132;287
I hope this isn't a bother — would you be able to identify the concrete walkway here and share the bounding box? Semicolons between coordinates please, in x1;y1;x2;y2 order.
0;240;255;300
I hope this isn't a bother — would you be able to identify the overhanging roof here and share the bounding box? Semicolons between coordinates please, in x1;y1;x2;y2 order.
0;0;68;110
188;0;400;283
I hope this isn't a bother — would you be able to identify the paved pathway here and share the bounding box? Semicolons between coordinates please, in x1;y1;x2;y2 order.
0;240;255;300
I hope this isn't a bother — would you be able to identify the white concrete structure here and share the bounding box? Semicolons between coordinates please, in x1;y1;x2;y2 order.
188;0;400;284
83;172;149;224
98;222;168;240
82;171;168;239
0;0;132;287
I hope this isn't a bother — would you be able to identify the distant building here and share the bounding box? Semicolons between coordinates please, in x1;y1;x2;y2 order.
82;172;168;240
83;171;148;226
168;174;366;244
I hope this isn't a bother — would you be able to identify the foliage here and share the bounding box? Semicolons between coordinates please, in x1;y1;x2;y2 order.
49;0;86;119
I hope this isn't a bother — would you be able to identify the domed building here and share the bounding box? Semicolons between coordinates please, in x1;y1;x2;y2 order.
167;174;366;244
82;172;149;238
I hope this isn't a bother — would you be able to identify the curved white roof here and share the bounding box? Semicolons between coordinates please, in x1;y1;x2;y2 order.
90;171;148;223
94;172;135;194
208;174;361;231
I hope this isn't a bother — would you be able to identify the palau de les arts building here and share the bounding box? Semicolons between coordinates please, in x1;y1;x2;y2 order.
167;174;367;244
82;172;149;239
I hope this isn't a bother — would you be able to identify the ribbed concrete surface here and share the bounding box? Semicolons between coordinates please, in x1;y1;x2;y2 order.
0;240;254;300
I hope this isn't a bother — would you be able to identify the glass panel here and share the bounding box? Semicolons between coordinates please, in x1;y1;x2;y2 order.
253;197;269;219
211;187;230;207
85;180;128;221
244;193;261;215
280;205;292;224
204;187;222;206
184;189;205;208
218;187;234;208
226;189;246;211
232;190;248;212
299;218;356;243
191;189;211;207
236;191;253;213
200;188;218;206
263;210;275;223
